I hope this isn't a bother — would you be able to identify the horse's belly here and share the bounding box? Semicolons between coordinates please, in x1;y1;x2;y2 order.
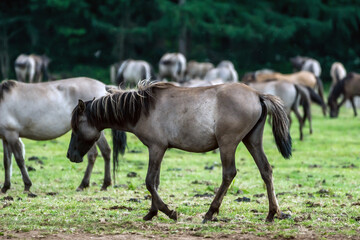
18;112;71;140
19;125;70;140
166;120;217;152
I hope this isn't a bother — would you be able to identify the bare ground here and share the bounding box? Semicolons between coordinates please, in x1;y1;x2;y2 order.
1;229;359;240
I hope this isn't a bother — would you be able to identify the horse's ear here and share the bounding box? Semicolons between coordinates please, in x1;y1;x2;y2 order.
78;99;85;113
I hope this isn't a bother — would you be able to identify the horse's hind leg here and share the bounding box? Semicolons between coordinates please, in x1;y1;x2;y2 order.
292;107;304;140
350;97;358;117
203;142;237;223
1;140;13;193
9;138;32;193
96;132;112;190
243;122;287;222
143;145;176;221
77;144;98;191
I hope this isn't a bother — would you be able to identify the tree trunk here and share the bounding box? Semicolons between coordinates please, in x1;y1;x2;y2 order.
178;0;186;56
0;26;9;80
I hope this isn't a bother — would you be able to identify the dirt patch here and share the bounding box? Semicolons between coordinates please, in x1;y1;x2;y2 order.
1;230;360;240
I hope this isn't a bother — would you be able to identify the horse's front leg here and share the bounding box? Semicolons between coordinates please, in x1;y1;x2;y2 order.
1;140;13;193
203;143;237;223
77;144;98;191
96;132;112;191
143;145;177;221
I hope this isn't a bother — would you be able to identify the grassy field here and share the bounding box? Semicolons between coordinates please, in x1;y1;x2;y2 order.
0;103;359;239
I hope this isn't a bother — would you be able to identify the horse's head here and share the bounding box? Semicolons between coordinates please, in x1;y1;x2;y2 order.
67;100;101;163
328;98;339;118
241;72;255;84
290;56;305;70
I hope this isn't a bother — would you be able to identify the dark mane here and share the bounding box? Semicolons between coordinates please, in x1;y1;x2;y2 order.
0;80;16;102
328;73;352;104
72;81;175;130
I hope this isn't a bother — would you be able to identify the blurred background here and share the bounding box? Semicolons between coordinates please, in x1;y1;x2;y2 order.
1;0;360;84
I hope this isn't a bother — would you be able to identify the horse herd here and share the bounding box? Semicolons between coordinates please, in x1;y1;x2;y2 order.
1;52;359;223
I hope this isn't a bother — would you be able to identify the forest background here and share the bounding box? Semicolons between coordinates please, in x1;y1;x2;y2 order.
1;0;360;83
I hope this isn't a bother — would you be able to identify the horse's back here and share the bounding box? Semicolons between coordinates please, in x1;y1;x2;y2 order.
0;77;107;140
142;83;263;152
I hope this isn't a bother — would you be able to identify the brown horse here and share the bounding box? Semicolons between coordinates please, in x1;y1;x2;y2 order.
67;82;292;223
242;71;326;115
328;72;360;118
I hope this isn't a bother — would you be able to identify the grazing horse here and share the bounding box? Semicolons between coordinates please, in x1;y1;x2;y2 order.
249;81;312;140
290;56;322;78
243;71;326;115
67;81;292;223
185;60;214;80
330;62;347;92
328;72;360;118
159;53;186;83
204;60;238;83
15;54;51;83
113;59;155;88
0;78;126;194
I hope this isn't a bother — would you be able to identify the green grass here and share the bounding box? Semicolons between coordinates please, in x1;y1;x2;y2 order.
0;104;359;238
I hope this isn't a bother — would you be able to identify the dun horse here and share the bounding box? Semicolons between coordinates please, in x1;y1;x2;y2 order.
328;72;360;118
185;60;214;80
67;82;292;223
14;54;51;83
249;81;312;140
0;78;125;194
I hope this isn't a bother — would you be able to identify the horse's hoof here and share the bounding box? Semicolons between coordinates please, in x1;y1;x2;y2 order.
278;212;291;220
24;191;37;198
1;187;9;194
169;210;178;221
143;211;157;221
76;187;84;192
100;186;108;191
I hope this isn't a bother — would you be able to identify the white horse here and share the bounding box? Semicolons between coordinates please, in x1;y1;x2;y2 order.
14;54;51;83
113;59;154;88
204;60;238;82
249;81;312;140
0;78;125;194
290;56;321;78
159;53;186;83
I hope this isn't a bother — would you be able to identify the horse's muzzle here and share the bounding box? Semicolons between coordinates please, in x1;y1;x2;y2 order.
67;151;83;163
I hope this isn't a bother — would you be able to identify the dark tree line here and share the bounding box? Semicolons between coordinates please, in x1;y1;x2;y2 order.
1;0;360;83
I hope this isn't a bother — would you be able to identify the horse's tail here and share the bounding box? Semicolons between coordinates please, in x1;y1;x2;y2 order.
305;86;326;108
295;85;312;133
335;68;342;83
116;60;129;88
260;94;292;159
111;129;127;184
315;77;326;115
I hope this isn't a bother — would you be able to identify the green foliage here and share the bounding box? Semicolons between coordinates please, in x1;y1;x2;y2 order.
1;0;360;81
